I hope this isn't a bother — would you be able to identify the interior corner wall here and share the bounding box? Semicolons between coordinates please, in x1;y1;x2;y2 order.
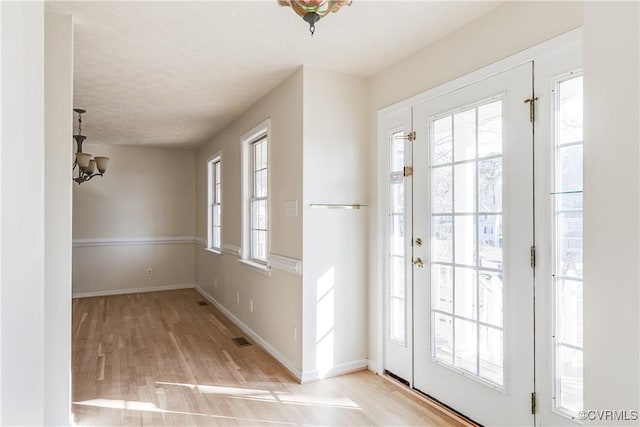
195;68;304;372
0;1;46;424
44;10;73;425
72;144;196;296
301;67;369;379
583;2;640;423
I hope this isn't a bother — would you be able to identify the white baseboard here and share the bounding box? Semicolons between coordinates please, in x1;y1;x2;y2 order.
194;286;303;381
194;285;368;385
72;283;196;299
367;360;383;376
300;359;369;384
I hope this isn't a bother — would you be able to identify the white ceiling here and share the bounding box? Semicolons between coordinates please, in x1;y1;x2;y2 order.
46;1;501;149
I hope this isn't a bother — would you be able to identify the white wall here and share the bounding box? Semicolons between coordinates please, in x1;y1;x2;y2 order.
1;2;46;424
367;0;583;374
1;3;73;425
583;2;639;424
196;69;304;372
301;68;368;379
72;143;196;296
44;11;73;425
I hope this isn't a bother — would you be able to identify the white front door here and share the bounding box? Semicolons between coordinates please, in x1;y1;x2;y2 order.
412;62;535;426
382;107;414;385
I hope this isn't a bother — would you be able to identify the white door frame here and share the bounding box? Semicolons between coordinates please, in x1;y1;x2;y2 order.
373;26;583;421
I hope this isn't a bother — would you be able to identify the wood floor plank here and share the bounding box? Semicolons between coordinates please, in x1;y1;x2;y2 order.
72;289;466;426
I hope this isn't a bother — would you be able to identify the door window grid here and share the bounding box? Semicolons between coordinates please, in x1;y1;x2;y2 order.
552;74;583;418
250;136;268;264
389;130;407;345
430;98;505;388
207;157;221;251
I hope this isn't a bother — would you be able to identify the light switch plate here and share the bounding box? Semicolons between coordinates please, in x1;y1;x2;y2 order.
286;200;298;217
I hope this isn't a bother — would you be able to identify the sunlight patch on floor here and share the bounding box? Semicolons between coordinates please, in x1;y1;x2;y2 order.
155;381;361;409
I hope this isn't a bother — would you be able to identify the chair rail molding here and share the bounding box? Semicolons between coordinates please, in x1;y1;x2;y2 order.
268;253;302;275
72;236;198;247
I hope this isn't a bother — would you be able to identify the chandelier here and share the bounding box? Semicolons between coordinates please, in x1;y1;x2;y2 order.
278;0;352;35
73;108;109;185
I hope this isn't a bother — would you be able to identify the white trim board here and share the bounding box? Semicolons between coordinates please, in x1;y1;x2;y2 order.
300;360;369;383
72;283;196;299
73;236;197;248
268;253;302;276
221;243;241;256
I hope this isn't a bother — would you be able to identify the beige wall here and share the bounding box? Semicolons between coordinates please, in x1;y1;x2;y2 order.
196;68;304;371
367;0;583;373
302;68;369;378
73;143;196;295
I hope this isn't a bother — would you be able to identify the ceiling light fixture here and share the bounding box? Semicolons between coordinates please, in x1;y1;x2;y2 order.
278;0;352;36
73;108;109;185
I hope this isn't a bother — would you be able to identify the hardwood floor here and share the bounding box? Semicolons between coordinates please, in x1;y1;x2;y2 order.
72;289;465;426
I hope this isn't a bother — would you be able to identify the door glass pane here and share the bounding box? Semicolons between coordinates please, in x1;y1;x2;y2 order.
433;216;452;263
478;158;502;212
454;318;477;373
454;163;476;213
454;216;476;266
433;265;453;313
479;215;502;269
433;116;453;165
453;109;476;162
479;270;503;327
554;74;583;417
558;346;583;415
389;131;407;345
432;166;452;213
558;279;583;347
558;76;583;144
454;267;477;319
433;313;453;365
430;98;504;387
478;101;502;157
479;326;503;384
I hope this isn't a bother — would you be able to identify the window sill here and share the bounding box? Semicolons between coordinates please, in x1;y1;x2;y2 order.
204;248;222;255
238;259;271;275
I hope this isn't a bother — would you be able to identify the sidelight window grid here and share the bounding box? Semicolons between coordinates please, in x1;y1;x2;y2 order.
552;73;583;419
249;135;268;264
207;155;222;251
389;130;407;345
430;96;505;388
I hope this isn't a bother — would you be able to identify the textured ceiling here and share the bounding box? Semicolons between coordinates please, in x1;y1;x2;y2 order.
46;1;501;149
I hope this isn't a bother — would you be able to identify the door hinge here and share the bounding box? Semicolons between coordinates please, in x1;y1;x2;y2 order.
524;97;539;122
531;392;537;414
403;166;413;177
396;131;416;141
530;246;536;268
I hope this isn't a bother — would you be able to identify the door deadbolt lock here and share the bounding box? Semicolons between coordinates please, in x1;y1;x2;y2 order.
415;237;422;247
413;257;424;268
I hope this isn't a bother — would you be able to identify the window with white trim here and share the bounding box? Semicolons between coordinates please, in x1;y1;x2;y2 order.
207;155;221;251
552;72;583;418
246;133;268;264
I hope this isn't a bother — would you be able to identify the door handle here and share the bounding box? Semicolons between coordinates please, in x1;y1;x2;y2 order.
413;257;424;268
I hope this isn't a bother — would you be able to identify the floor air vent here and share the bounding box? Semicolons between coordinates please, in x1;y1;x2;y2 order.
232;337;252;347
196;301;208;306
